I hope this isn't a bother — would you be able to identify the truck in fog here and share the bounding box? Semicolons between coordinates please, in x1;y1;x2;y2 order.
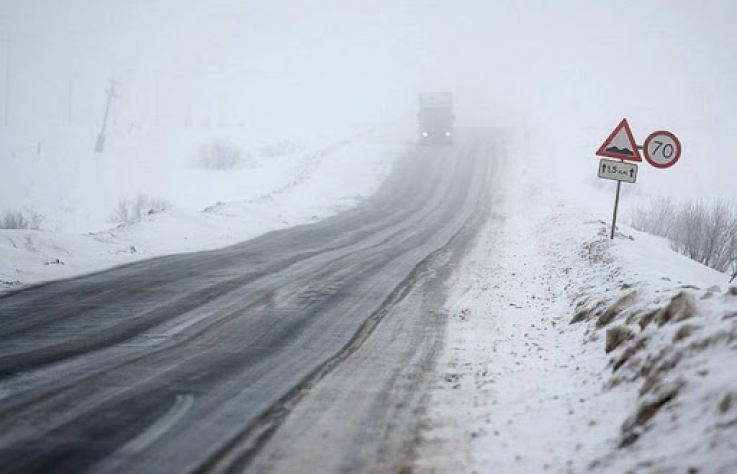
417;92;454;145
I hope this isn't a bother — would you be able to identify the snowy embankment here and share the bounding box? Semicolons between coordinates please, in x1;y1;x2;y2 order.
417;134;736;473
0;125;401;291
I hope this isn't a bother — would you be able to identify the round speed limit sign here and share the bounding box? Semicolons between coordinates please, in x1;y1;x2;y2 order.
644;131;681;169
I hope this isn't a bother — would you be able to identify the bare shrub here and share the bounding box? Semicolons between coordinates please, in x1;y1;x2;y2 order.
629;196;677;237
259;140;304;158
630;197;737;275
670;199;737;272
110;194;171;224
198;139;250;170
0;208;45;230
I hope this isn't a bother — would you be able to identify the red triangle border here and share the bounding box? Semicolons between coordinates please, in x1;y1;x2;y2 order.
596;119;642;162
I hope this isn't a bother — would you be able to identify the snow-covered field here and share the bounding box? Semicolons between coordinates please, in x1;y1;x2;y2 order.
417;134;737;473
0;124;401;290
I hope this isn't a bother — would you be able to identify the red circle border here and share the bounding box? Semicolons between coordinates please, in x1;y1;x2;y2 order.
643;130;681;169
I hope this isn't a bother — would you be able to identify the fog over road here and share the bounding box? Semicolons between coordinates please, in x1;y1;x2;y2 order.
0;130;501;474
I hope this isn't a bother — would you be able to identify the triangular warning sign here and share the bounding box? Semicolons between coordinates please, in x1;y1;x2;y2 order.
596;119;642;162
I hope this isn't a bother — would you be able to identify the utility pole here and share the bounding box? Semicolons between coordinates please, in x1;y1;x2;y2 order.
94;79;120;153
2;38;10;128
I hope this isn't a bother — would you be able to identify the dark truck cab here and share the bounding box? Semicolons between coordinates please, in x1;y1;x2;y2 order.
417;92;454;145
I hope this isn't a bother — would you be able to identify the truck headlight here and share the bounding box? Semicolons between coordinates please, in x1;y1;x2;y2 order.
421;131;429;137
445;131;452;137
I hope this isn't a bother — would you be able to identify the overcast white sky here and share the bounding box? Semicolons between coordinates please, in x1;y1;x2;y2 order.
1;1;736;198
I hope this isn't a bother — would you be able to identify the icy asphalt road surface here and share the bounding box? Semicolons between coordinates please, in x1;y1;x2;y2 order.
0;130;500;474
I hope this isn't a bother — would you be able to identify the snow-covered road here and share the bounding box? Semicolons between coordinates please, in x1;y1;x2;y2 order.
0;129;499;474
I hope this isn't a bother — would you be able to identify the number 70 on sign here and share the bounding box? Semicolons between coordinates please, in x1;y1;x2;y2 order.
644;131;682;169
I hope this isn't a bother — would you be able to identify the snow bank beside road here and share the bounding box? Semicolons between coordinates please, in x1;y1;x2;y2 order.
0;126;400;291
571;228;737;472
417;132;736;473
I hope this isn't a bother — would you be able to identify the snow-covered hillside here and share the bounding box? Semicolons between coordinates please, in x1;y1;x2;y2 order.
0;125;401;291
416;133;737;473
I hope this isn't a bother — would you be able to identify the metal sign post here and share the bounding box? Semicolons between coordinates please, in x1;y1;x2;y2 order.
598;158;637;239
611;179;622;240
597;158;639;239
